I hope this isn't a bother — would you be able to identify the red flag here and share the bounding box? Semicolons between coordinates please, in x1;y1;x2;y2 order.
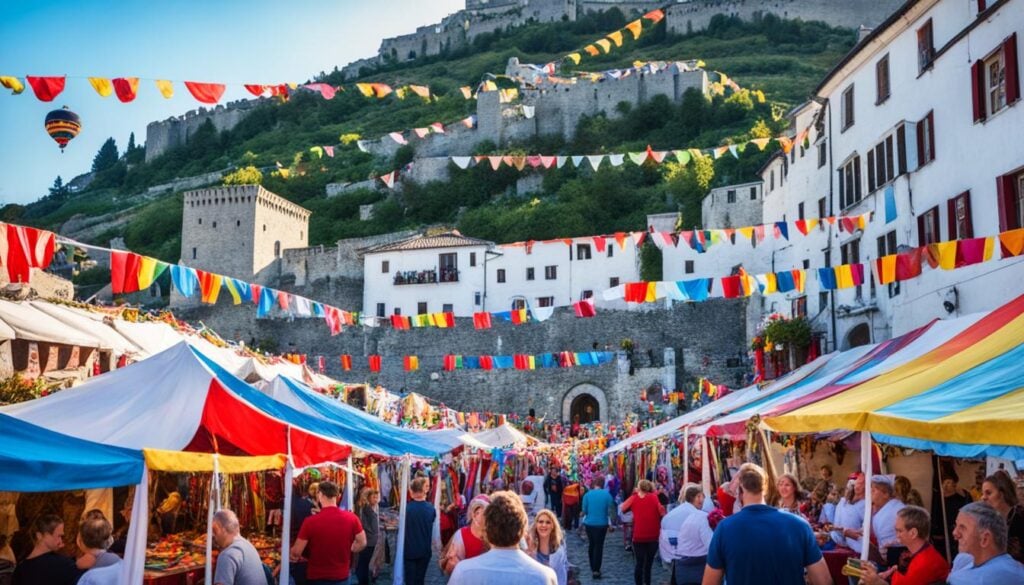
111;77;139;103
593;236;607;253
340;354;352;371
514;354;527;370
443;355;457;371
403;355;419;371
3;223;56;283
250;284;263;305
26;76;65;101
473;312;492;329
573;299;596;317
442;312;456;328
391;314;410;330
479;356;493;370
184;81;226;104
244;84;266;97
110;250;142;294
624;282;648;303
368;355;382;373
895;248;923;281
720;275;742;298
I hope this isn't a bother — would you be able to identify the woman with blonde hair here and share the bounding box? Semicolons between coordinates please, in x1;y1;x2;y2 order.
440;494;490;575
527;509;569;585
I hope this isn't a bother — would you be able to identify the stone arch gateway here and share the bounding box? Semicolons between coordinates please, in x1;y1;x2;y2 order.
562;383;608;424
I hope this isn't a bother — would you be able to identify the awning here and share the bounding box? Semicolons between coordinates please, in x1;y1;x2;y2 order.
0;299;107;347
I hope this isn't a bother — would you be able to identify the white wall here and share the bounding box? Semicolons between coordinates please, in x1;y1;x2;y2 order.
363;244;490;317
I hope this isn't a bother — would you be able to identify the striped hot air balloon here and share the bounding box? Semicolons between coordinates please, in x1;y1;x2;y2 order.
44;106;81;152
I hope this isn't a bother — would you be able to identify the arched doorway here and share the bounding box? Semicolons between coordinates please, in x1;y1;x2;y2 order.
844;322;871;349
561;383;608;424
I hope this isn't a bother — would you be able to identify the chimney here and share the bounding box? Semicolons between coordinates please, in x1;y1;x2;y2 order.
858;25;873;43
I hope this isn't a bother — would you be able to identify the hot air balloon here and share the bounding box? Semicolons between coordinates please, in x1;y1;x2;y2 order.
44;106;81;152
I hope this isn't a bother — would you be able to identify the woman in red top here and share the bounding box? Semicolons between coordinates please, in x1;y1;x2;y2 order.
860;506;949;585
620;479;666;585
439;495;490;575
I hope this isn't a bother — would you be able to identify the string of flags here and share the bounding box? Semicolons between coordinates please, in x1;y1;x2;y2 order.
605;228;1024;304
561;8;665;67
0;75;457;105
0;222;57;284
341;350;616;372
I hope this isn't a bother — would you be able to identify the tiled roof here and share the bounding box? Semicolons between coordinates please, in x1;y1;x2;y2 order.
363;231;493;253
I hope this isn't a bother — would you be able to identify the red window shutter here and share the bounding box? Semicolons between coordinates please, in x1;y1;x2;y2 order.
927;111;936;161
971;61;986;122
947;198;957;240
918;213;927;247
977;0;986;12
997;174;1018;231
1005;33;1020;104
964;192;974;237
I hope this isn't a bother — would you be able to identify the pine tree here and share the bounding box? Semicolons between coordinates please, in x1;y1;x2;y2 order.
91;138;119;173
48;176;68;200
127;132;136;152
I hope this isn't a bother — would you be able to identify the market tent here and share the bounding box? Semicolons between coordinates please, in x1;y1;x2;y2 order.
108;319;187;356
0;412;144;492
690;310;987;439
0;299;108;347
601;351;840;456
1;340;353;468
0;315;14;340
28;301;144;354
472;423;542;449
261;375;458;457
765;292;1024;458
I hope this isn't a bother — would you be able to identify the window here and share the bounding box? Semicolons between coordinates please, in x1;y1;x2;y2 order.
877;230;900;297
581;290;594;300
263;224;266;232
917;111;936;166
439;253;457;270
770;170;775;191
750;186;757;200
496;269;506;283
798;202;805;221
607;245;614;258
236;220;240;227
537;296;554;307
393;307;401;316
726;189;736;203
274;241;281;258
474;292;482;306
997;170;1024;231
511;298;526;310
382;260;390;273
818;141;827;168
544;265;557;280
212;221;217;228
876;54;891;103
576;244;592;260
918;206;941;246
841;85;855;130
198;218;202;225
470;252;477;267
685;260;695;274
376;303;386;318
417;302;428;315
819;291;829;312
792;296;807;318
818;197;827;219
973;34;1020;122
838;156;862;209
917;19;934;73
609;277;620;288
867;133;902;192
526;267;535;281
977;0;987;12
803;259;810;270
948;192;974;239
442;303;453;313
841;239;862;298
192;247;197;260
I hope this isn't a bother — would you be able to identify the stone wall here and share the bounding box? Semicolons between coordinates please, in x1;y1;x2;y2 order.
176;298;749;421
145;99;262;162
664;0;903;36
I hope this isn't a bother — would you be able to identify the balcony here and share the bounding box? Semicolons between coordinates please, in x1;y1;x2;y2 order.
393;268;459;285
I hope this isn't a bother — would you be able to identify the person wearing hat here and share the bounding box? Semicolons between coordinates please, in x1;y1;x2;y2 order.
871;475;907;568
440;495;490;575
932;466;972;560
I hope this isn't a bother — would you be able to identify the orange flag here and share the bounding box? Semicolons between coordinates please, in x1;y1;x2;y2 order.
584;44;600;56
643;9;665;23
607;31;624;47
625;20;643;40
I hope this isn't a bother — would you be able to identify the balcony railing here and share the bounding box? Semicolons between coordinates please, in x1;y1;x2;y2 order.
393;268;459;285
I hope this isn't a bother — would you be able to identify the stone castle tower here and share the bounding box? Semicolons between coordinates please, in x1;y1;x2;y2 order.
179;185;311;283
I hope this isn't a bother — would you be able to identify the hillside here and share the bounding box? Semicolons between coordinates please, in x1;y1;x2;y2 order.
2;11;856;264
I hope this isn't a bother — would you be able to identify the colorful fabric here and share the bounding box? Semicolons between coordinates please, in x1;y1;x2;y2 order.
720;275;743;298
816;267;838;291
256;287;276;317
110;250;142;294
574;299;596;317
835;263;864;289
511;309;528;325
340;355;352;371
154;79;174;98
404;356;419;371
955;237;994;268
112;77;139;102
197;271;222;304
223;278;251;305
391;315;411;330
368;355;382;373
1001;228;1024;257
170;265;199;298
927;241;958;270
2;223;56;283
26;76;65;101
88;77;114;97
472;312;492;329
137;257;167;291
184;81;226;104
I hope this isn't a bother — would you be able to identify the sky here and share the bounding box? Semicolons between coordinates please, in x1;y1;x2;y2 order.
0;0;464;206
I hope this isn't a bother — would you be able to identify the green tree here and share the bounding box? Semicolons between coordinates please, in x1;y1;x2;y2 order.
639;242;663;281
222;166;264;185
48;176;69;201
127;132;136;152
665;154;714;228
750;119;773;139
91;138;119;173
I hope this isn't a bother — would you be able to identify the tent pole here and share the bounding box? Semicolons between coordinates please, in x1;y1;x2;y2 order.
682;427;689;486
122;465;150;585
393;455;411;585
860;432;873;562
205;454;221;585
936;456;953;561
701;436;711;495
346;454;355;510
280;429;293;585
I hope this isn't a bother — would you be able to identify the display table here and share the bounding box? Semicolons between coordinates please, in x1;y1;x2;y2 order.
823;547;857;585
143;565;204;585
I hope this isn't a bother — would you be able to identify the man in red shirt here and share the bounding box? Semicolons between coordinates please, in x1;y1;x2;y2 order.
290;480;367;585
861;505;950;585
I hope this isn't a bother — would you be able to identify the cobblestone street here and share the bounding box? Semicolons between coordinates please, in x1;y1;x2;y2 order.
377;525;672;585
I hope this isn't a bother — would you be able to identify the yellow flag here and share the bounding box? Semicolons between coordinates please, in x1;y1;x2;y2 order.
595;38;612;53
584;44;600;56
751;138;771;151
155;79;174;98
607;31;624;47
89;77;114;97
0;76;24;94
356;83;375;97
625;20;643;40
566;53;582;65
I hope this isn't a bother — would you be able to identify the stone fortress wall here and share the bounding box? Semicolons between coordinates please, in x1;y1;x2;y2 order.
145;99;263;162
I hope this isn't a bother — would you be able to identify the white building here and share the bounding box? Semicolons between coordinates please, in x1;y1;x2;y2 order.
361;230;641;318
742;0;1024;351
702;180;764;229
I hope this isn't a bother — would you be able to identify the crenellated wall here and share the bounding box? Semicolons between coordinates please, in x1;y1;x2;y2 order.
144;99;262;162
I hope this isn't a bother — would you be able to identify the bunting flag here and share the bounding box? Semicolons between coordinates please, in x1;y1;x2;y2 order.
643;9;665;23
183;81;226;104
340;354;353;372
573;298;596;317
1000;228;1024;257
223;278;251;305
1;223;57;284
368;355;382;373
112;77;140;102
624;282;657;303
110;251;142;294
510;308;529;325
391;314;411;330
404;355;419;372
88;77;114;97
256;286;275;317
26;76;65;101
0;76;25;94
926;241;958;270
472;312;492;329
356;82;393;98
197;270;223;304
155;79;174;98
136;256;168;291
954;237;994;268
776;270;805;293
624;19;643;40
170;265;199;298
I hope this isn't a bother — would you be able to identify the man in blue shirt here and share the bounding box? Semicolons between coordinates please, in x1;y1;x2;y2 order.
581;476;616;579
948;502;1024;584
703;463;831;585
403;476;436;585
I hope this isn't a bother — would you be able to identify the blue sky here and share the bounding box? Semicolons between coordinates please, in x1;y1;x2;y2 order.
0;0;463;205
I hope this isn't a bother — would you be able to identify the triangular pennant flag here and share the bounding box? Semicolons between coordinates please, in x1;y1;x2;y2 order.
595;39;612;53
88;77;114;97
389;132;407;145
614;232;627;250
566;53;582;65
323;146;334;158
751;138;771;151
643;9;665;23
607;30;624;47
380;171;397;189
244;84;266;97
999;228;1024;258
540;155;557;168
625;20;643;40
571;155;586;167
452;156;473;170
556;156;569;168
587;155;605;170
488;156;503;171
608;154;625;167
26;76;66;101
628;151;649;165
